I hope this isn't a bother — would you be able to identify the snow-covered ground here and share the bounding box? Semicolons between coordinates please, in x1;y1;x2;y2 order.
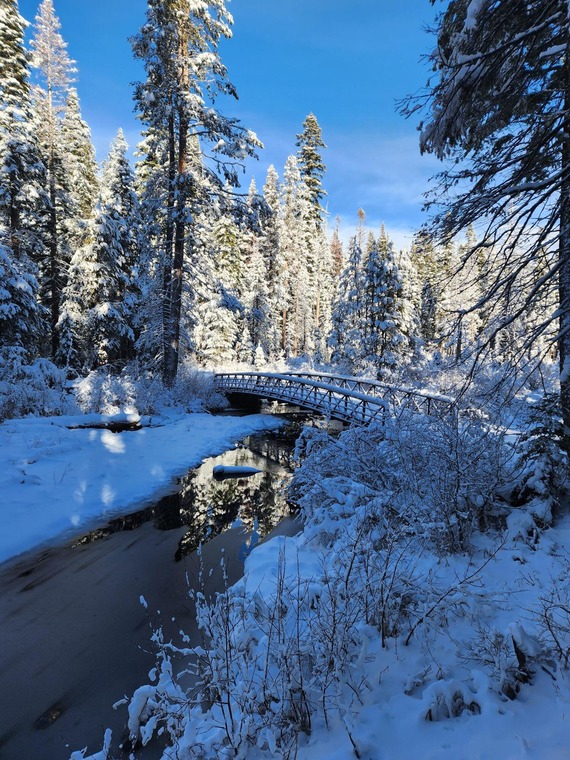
115;397;570;760
0;411;282;565
121;503;570;760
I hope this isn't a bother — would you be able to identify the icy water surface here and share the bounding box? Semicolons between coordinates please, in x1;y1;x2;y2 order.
0;422;300;760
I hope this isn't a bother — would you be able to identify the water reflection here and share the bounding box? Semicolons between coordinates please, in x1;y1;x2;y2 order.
175;453;290;561
72;433;293;562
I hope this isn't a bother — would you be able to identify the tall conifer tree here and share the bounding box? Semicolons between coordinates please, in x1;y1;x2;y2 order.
296;113;327;227
29;0;76;357
132;0;260;385
0;0;49;358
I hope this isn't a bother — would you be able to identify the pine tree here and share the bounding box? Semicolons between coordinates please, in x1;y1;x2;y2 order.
90;131;142;367
401;0;570;442
361;229;408;375
0;0;49;359
329;235;365;367
60;88;98;226
312;223;335;361
132;0;261;385
277;155;314;356
410;229;443;343
0;233;44;354
241;179;271;360
296;113;327;227
133;126;171;369
29;0;76;358
330;216;343;278
260;164;281;357
58;131;143;370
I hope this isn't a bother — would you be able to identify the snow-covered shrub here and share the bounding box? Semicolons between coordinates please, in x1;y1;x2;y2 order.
463;619;549;701
510;393;567;532
390;408;509;553
422;678;480;721
168;362;228;412
74;362;227;415
126;546;317;758
463;624;524;700
292;407;509;555
124;514;424;757
74;366;142;415
0;347;73;421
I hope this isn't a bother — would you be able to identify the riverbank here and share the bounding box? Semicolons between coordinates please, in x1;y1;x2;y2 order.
0;414;301;759
0;508;301;760
0;411;283;565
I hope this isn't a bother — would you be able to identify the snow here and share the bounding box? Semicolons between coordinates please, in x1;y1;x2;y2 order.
218;514;570;760
114;386;570;760
212;464;262;478
0;411;282;565
464;0;485;31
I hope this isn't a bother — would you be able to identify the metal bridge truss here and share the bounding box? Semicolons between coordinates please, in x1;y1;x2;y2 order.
214;371;454;426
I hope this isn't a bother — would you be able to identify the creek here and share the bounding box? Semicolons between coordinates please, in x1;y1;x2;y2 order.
0;412;309;760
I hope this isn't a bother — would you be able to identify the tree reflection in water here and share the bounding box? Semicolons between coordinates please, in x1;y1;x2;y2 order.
72;433;294;561
174;446;292;561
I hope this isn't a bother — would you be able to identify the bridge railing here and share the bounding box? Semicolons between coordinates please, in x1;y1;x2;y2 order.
276;371;455;417
215;372;389;425
214;371;455;425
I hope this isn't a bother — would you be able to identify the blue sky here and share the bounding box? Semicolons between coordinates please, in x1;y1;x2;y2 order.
18;0;440;249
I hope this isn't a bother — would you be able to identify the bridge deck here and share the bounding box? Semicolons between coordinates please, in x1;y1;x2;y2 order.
215;371;454;425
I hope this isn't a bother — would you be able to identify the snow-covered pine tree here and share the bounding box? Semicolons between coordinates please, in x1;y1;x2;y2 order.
329;234;365;367
361;227;408;376
29;0;76;358
410;229;447;344
0;232;45;356
401;0;570;443
260;164;281;358
277;155;314;357
60;88;98;236
312;222;335;362
58;131;143;370
296;112;327;228
330;216;344;278
240;179;271;362
295;114;332;352
89;130;142;367
208;205;245;362
132;126;171;369
0;0;49;359
395;244;420;357
132;0;261;386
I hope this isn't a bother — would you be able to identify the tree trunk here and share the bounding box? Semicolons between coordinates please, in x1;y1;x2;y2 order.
559;33;570;450
162;111;177;386
281;307;287;353
48;157;59;359
164;113;188;387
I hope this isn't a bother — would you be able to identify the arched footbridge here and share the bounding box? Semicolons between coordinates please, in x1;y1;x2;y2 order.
214;371;454;426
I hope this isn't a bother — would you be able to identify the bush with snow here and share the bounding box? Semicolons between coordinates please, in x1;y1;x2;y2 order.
0;347;74;421
74;361;228;416
509;393;567;534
